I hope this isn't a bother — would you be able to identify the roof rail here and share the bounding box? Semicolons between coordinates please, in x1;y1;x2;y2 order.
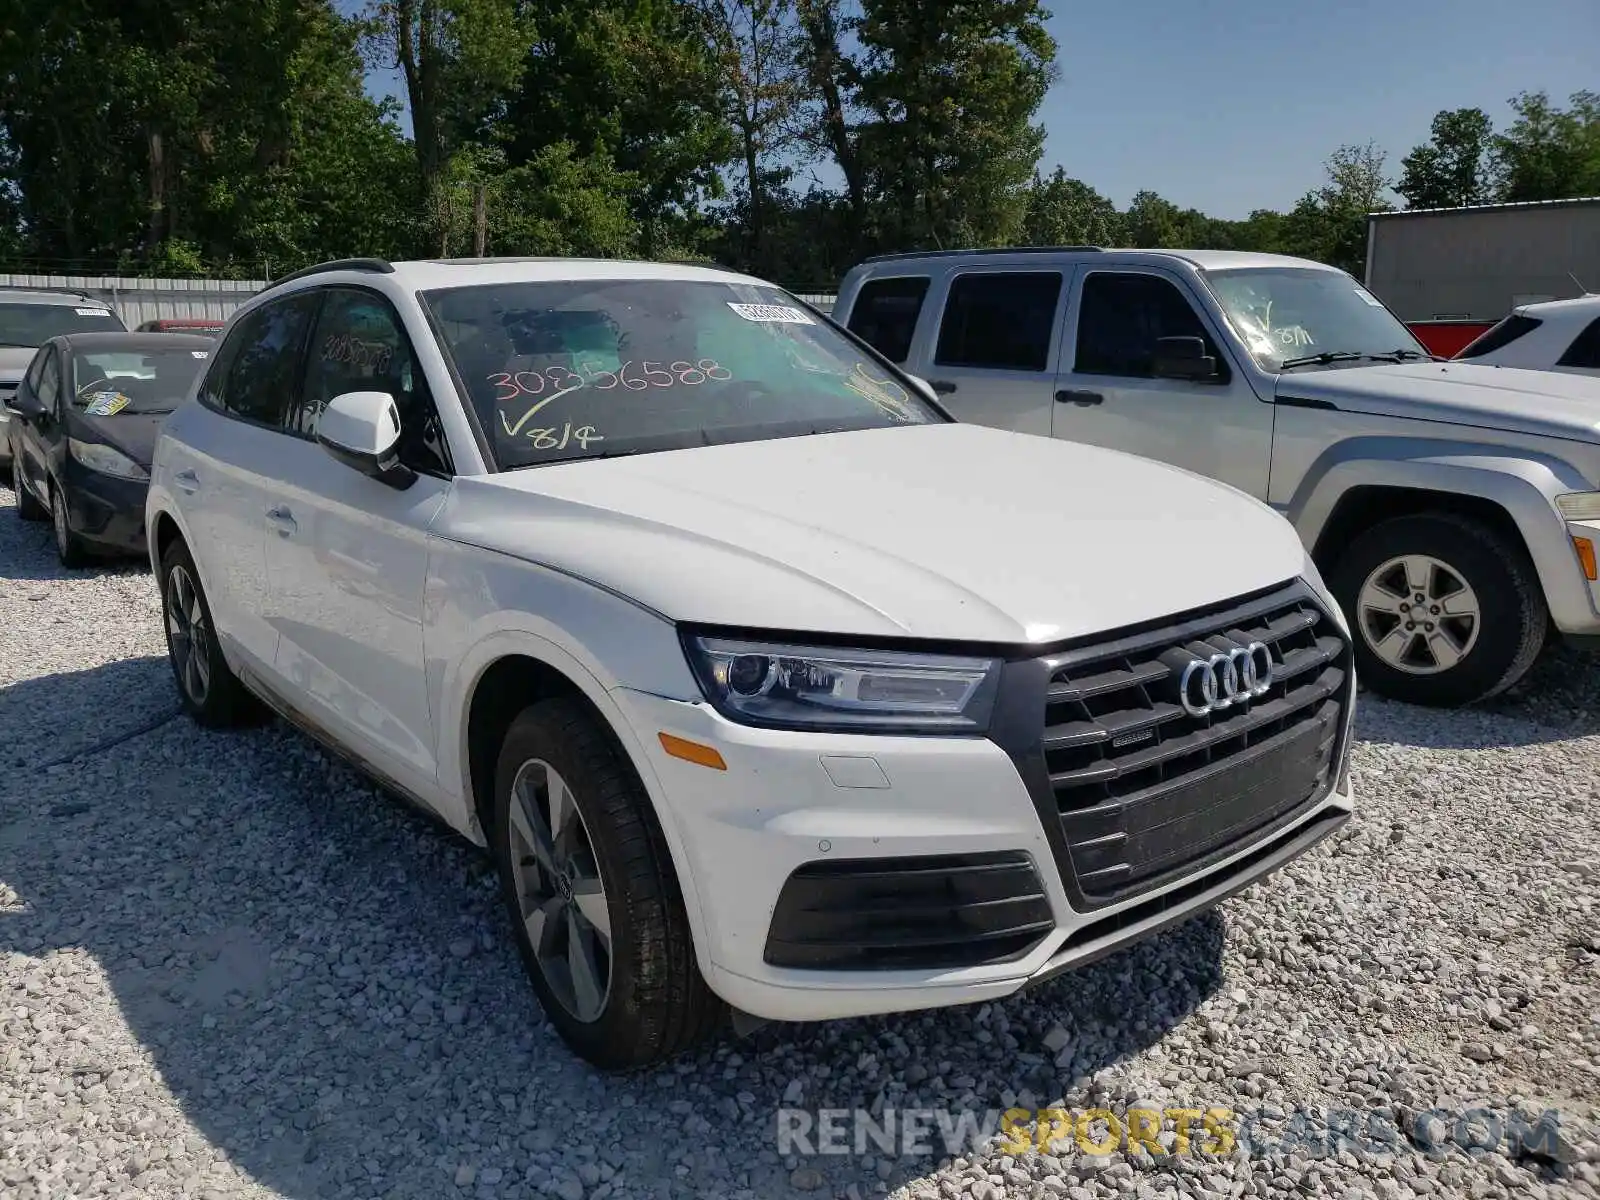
268;258;396;286
861;245;1104;264
0;283;97;301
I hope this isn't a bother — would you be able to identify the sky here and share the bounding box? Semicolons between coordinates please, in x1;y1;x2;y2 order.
357;0;1599;221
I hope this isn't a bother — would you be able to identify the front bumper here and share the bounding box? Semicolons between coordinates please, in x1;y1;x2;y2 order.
615;580;1355;1024
62;462;150;554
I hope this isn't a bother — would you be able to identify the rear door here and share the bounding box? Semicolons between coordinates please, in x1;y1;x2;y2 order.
260;286;453;791
912;269;1064;437
169;292;320;677
1051;267;1272;498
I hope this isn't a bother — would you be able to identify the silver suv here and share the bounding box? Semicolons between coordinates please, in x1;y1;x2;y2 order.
835;247;1600;707
0;287;125;464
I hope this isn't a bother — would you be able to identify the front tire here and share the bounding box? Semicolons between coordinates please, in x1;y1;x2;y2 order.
51;483;87;566
12;456;46;521
1329;512;1545;707
492;698;721;1069
159;540;261;727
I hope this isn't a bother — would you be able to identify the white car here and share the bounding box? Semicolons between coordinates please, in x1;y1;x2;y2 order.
146;256;1356;1069
1455;293;1600;375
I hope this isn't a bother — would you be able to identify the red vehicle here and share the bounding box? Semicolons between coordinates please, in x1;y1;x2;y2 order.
137;318;225;335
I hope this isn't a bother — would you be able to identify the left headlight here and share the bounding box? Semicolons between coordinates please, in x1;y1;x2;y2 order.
69;438;148;481
682;634;1003;734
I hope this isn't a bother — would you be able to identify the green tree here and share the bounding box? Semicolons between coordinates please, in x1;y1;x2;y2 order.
1492;89;1600;202
1396;107;1495;210
1121;190;1185;247
1278;142;1392;274
505;0;737;257
364;0;530;252
852;0;1055;250
1021;169;1122;246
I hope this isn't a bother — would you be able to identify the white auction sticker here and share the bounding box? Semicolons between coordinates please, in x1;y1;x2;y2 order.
728;302;814;324
75;307;113;317
191;351;209;358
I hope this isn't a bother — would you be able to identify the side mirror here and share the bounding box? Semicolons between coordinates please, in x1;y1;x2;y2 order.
316;391;415;489
1152;336;1218;381
906;374;940;403
7;387;44;419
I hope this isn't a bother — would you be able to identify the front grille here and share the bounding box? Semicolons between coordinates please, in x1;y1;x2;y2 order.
1039;581;1350;907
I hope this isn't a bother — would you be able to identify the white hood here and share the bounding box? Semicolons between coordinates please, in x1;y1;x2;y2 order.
437;423;1305;643
1279;361;1600;441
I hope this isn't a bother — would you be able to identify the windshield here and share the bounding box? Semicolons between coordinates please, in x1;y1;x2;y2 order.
421;278;944;469
70;347;209;415
1205;268;1426;369
0;302;124;346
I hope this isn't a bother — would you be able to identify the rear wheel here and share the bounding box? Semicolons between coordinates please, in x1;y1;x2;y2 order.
1330;512;1545;707
50;483;87;566
159;539;262;727
12;456;45;521
492;698;720;1069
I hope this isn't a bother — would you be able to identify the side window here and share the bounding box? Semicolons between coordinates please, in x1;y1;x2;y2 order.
1075;272;1224;379
934;273;1061;371
296;289;452;476
23;347;47;393
1556;316;1600;369
206;294;319;427
36;348;61;413
846;277;930;363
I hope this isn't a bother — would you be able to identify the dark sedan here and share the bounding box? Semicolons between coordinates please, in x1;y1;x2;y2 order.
8;332;213;566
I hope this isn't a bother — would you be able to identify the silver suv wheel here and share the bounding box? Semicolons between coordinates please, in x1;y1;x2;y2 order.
1355;553;1481;675
506;758;612;1023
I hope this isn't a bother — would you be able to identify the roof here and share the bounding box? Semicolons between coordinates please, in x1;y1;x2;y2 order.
851;247;1340;273
0;287;105;306
262;256;767;296
57;331;215;352
1368;195;1600;220
1515;293;1600;317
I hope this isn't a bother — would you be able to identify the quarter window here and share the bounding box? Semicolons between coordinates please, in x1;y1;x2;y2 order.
846;277;930;363
205;294;320;427
1556;315;1600;369
293;289;451;475
934;273;1062;372
1075;272;1222;378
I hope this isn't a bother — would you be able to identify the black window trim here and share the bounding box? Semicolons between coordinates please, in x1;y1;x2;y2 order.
1455;312;1543;361
290;282;456;480
196;289;322;436
37;344;62;416
1556;314;1600;369
844;273;933;365
1071;266;1236;386
932;268;1066;374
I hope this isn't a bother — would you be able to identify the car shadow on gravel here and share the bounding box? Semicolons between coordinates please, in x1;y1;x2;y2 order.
0;659;1223;1200
1356;638;1600;750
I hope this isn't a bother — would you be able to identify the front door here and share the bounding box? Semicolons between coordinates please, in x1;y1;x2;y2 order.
1051;268;1273;498
262;286;455;791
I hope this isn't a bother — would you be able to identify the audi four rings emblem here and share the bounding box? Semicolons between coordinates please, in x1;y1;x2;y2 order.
1178;643;1274;716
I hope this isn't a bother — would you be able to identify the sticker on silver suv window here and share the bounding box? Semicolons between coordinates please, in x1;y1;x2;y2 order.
727;302;814;325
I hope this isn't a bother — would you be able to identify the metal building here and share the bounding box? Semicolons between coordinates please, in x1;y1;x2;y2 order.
1364;196;1600;323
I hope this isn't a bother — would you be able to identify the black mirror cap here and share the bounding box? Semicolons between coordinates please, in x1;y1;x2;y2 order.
315;431;417;491
7;386;45;418
1153;336;1218;380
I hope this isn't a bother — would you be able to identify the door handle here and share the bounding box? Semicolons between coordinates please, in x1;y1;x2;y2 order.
928;379;958;395
1055;389;1104;406
266;505;297;536
173;469;199;494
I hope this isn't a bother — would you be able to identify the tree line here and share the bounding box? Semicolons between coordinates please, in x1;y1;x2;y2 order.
1;0;1596;286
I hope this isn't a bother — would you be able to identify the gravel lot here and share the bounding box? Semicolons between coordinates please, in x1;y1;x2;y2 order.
2;479;1598;1200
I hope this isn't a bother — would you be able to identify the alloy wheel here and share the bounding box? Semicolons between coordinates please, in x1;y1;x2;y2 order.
506;758;612;1023
1356;553;1481;675
166;565;213;705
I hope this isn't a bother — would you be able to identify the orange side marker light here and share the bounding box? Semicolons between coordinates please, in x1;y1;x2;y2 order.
1576;536;1598;582
658;732;727;771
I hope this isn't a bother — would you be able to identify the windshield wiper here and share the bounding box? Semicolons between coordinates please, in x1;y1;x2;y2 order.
1279;350;1434;370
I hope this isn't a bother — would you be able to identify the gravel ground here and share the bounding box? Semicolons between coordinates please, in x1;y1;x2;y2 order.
1;479;1598;1200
